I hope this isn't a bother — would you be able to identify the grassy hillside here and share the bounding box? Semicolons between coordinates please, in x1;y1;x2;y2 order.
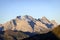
52;25;60;39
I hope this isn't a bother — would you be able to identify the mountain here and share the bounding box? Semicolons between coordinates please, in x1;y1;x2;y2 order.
1;15;58;35
0;15;59;40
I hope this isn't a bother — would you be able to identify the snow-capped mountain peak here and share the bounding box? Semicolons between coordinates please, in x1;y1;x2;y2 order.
1;15;58;34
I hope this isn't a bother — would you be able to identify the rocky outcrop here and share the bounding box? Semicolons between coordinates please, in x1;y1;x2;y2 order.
34;21;50;34
51;20;58;28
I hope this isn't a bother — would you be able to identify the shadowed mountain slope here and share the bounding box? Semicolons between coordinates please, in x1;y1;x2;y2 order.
0;30;29;40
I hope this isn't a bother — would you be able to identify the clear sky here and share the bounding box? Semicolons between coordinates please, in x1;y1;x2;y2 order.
0;0;60;24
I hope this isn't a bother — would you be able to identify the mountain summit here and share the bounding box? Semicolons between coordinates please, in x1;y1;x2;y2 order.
1;15;58;34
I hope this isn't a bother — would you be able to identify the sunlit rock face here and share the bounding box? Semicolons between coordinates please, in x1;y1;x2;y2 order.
3;20;15;30
51;20;58;28
1;15;58;34
34;21;50;34
16;19;33;32
38;16;58;29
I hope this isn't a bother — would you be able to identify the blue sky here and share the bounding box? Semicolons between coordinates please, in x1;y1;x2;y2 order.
0;0;60;24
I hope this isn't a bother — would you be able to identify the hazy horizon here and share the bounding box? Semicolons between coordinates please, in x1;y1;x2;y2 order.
0;0;60;24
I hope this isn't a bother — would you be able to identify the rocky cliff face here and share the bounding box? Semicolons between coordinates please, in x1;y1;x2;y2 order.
1;15;58;34
0;24;4;31
51;20;58;28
